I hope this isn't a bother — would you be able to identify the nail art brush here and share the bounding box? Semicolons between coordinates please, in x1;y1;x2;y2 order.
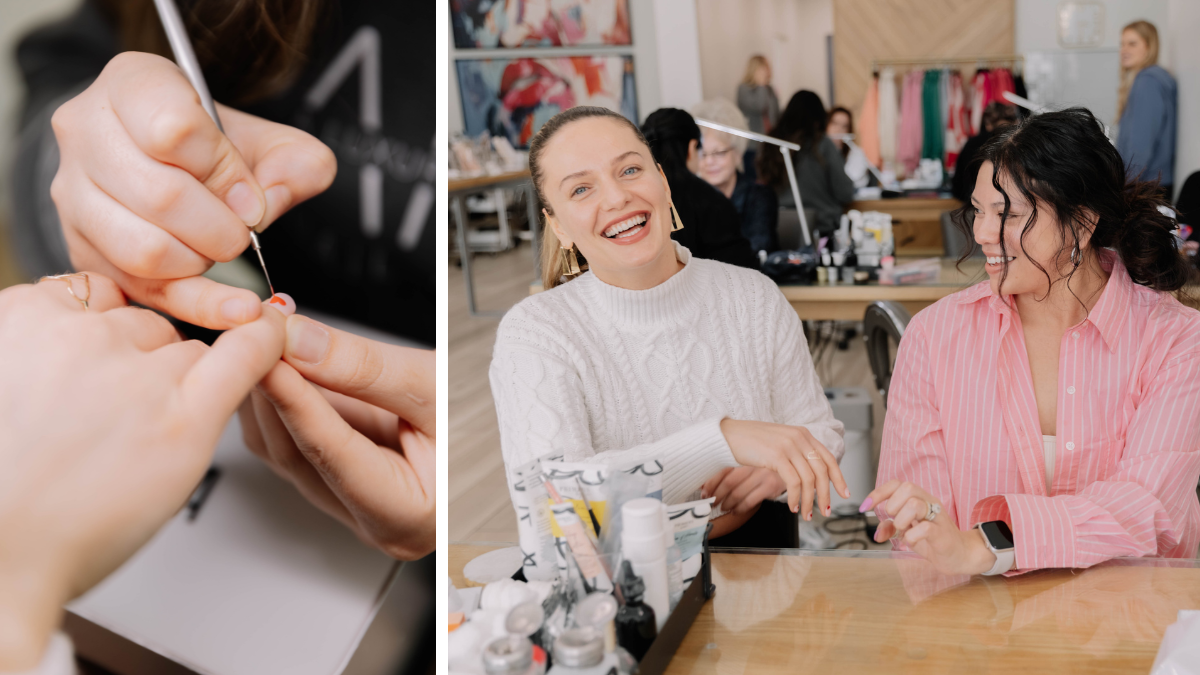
152;0;276;296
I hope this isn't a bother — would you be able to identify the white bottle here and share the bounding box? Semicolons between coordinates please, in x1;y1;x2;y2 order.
661;507;684;611
620;498;670;631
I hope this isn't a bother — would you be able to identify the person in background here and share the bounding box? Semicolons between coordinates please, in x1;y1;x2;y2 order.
690;98;778;256
951;102;1018;202
640;108;758;268
491;106;848;549
872;108;1199;577
1116;20;1176;198
757;91;855;237
827;106;872;189
736;54;779;181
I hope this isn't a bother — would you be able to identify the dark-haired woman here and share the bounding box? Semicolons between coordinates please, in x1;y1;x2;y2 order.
639;108;758;268
491;106;848;548
758;91;855;237
868;108;1200;577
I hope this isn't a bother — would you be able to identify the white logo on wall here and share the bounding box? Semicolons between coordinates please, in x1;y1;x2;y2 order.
304;26;434;251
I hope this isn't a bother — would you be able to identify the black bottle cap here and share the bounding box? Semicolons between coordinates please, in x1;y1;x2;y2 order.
618;560;645;601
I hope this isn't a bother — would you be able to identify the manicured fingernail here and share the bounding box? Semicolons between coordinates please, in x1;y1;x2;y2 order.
287;316;330;364
700;490;708;499
805;512;812;521
824;506;831;516
221;298;256;324
792;505;799;514
226;181;265;228
859;497;874;513
266;292;295;317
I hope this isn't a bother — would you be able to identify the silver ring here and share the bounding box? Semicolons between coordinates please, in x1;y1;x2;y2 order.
924;501;941;521
804;452;819;461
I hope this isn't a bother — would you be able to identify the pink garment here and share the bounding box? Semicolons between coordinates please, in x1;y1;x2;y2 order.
944;71;968;166
879;252;1200;571
970;69;989;135
897;70;925;176
858;76;882;168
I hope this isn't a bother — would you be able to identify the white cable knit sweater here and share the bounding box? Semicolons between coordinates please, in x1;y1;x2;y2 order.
489;244;845;510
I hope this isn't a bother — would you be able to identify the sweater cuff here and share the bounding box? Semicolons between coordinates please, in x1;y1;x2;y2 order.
657;417;737;504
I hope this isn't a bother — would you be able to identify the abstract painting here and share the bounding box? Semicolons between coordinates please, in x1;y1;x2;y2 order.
457;56;637;148
451;0;632;49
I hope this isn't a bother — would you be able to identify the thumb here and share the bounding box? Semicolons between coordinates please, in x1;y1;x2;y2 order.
282;315;435;435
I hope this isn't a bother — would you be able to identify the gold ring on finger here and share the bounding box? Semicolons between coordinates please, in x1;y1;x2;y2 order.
804;452;819;460
38;272;91;311
925;501;941;521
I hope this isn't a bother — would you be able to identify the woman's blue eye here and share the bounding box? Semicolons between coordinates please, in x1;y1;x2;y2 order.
572;186;587;196
623;166;639;176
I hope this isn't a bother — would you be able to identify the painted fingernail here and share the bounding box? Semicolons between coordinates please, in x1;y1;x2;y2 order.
226;181;265;228
221;298;256;324
805;512;812;521
859;496;874;513
266;292;296;317
824;506;831;516
287;316;330;364
792;504;799;514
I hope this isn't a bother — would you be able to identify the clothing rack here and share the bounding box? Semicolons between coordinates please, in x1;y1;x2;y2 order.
871;54;1023;74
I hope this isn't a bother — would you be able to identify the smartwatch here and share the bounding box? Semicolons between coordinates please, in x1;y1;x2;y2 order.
976;521;1016;576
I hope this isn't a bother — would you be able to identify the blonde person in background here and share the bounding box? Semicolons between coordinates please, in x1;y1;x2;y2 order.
736;54;779;178
1116;20;1176;197
690;98;779;256
490;106;847;549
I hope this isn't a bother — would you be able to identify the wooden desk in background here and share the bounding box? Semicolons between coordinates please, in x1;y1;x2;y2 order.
852;196;961;257
450;543;1200;674
781;256;983;321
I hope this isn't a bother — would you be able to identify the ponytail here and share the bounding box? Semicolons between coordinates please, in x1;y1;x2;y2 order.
1108;181;1193;292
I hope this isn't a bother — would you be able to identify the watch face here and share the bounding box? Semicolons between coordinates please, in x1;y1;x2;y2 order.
981;521;1015;550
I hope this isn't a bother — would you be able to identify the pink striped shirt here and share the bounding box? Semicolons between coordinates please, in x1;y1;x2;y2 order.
879;252;1200;570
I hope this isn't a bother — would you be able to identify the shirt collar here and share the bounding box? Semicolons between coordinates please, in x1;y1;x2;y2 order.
957;250;1131;352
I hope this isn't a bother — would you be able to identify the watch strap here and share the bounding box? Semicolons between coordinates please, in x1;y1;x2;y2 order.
977;523;1016;576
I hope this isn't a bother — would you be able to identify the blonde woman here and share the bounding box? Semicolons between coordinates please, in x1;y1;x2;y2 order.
490;106;847;547
1116;20;1176;196
736;55;779;138
690;98;778;254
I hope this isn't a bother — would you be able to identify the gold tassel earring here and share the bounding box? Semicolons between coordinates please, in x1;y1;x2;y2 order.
669;202;685;232
560;244;582;276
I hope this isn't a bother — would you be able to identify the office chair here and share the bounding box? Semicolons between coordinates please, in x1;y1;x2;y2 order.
864;300;911;405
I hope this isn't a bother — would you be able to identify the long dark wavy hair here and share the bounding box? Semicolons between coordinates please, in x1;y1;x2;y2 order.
952;107;1192;300
97;0;329;105
640;108;701;188
757;90;828;188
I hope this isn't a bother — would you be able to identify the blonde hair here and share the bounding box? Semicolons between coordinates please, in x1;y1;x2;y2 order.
689;98;750;171
528;106;652;289
742;55;769;86
1117;21;1160;119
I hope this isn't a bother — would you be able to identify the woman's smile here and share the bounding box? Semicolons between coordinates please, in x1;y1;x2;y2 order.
600;210;653;245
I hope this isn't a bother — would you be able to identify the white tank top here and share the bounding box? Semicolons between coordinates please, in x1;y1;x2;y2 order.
1042;435;1056;495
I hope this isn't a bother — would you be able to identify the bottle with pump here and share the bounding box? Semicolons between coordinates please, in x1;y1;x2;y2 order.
614;561;658;660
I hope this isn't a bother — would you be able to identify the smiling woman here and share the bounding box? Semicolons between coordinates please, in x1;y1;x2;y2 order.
490;106;849;548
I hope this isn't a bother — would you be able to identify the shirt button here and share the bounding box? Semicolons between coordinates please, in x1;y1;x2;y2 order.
1067;386;1076;394
1066;441;1076;450
1072;332;1080;339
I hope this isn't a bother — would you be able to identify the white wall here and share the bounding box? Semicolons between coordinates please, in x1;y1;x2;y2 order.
0;0;80;212
446;0;697;134
695;0;832;110
1015;0;1169;56
1167;0;1200;190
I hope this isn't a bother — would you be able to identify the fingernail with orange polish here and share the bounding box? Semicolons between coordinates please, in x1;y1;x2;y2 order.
266;292;295;317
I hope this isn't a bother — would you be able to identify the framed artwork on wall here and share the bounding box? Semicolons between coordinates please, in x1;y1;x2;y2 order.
451;0;632;49
456;55;637;148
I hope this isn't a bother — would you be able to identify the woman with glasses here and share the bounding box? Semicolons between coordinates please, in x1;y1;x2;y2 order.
691;98;779;256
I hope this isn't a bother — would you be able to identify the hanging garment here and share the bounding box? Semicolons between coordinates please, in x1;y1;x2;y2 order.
944;71;969;167
991;67;1016;107
970;68;989;135
898;70;925;176
858;75;882;168
921;69;944;164
878;66;899;171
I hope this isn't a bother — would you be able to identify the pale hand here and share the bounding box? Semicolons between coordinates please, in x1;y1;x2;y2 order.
866;480;997;576
0;274;287;670
719;419;849;520
240;315;436;561
51;52;336;330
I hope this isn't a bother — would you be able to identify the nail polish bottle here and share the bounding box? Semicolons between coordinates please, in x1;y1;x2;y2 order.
614;561;658;661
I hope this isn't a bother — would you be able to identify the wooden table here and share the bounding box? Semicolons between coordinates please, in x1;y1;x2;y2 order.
450;543;1200;674
449;170;539;317
781;257;984;321
852;196;961;257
